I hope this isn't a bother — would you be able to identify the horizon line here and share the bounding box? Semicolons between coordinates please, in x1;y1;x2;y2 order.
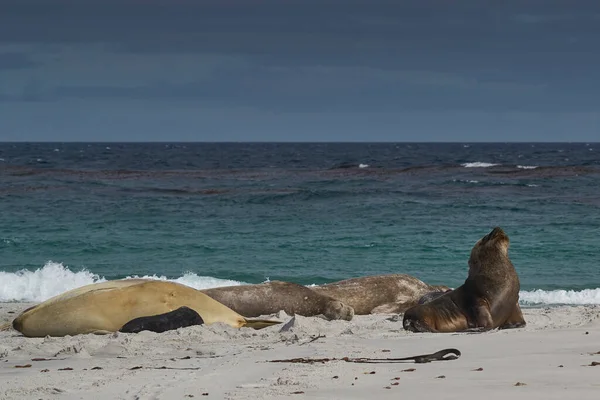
1;141;598;144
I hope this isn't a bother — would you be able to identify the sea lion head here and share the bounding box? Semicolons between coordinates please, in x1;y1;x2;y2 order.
468;226;510;274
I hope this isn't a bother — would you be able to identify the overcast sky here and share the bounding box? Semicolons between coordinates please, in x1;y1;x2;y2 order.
1;0;599;142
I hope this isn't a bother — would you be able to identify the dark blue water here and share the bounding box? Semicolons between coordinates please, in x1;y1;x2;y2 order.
1;142;599;304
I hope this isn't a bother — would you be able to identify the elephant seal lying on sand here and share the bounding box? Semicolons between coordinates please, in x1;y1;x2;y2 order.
202;275;449;318
10;279;281;337
202;281;354;321
311;274;451;314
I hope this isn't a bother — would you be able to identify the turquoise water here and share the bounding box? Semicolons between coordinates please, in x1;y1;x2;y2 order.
1;142;599;305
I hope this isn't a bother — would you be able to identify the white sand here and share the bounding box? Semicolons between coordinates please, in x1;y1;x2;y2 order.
1;303;600;400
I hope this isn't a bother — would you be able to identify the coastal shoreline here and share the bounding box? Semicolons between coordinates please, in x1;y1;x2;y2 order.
1;302;599;399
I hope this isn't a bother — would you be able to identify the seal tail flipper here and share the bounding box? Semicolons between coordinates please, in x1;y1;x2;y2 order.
243;318;282;329
0;321;13;331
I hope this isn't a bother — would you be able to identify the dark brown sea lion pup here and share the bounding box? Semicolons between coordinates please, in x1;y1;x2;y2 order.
311;274;451;314
202;281;355;321
403;227;526;333
119;306;204;334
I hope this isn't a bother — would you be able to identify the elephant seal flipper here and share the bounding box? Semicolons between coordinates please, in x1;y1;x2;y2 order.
120;306;204;334
370;303;405;314
403;227;525;333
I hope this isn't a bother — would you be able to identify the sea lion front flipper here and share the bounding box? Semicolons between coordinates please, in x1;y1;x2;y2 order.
120;306;205;334
473;299;494;330
498;302;526;330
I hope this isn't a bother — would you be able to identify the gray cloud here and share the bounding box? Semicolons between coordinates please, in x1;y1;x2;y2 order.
46;67;559;113
0;52;39;70
1;0;599;141
3;1;598;81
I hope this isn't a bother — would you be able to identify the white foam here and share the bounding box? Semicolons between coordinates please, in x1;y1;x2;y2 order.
121;273;245;291
0;261;247;302
358;163;369;168
2;262;599;306
519;288;600;305
461;162;499;168
517;165;538;169
453;179;479;184
0;262;106;302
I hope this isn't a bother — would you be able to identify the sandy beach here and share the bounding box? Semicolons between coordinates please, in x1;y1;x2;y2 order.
1;303;599;400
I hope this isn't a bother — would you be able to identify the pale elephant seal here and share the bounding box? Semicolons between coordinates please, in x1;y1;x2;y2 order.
311;274;451;314
403;227;526;333
202;281;354;321
11;279;281;337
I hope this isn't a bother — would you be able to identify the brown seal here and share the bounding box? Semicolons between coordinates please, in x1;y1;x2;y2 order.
311;275;451;314
202;281;355;321
403;227;526;333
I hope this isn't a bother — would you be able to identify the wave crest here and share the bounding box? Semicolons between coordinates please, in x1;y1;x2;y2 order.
461;162;499;168
0;262;106;302
1;262;600;306
519;288;600;306
0;262;245;302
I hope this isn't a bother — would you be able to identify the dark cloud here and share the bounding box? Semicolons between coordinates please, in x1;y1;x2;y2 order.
46;69;593;114
0;52;39;70
2;1;598;79
1;0;599;140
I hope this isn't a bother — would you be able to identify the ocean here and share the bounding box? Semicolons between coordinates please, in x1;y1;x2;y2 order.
1;142;599;306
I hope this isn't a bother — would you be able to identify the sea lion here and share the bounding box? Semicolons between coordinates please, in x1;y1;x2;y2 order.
11;279;281;338
403;227;526;333
310;275;451;314
119;306;204;334
202;281;354;321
